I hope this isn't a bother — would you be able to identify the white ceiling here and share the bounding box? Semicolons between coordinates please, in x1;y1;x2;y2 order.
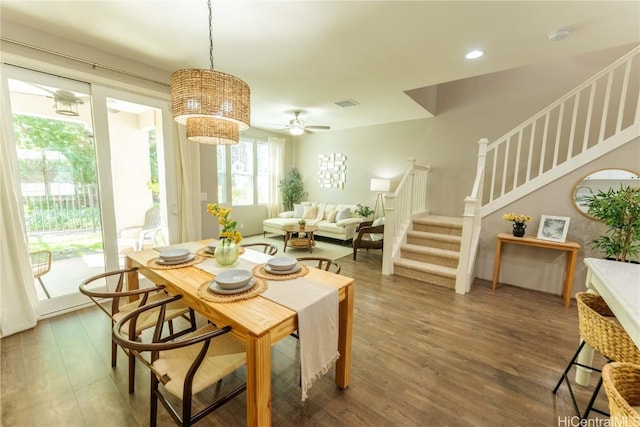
1;1;639;135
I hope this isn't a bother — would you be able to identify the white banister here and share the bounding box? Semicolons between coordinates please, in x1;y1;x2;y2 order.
456;46;639;294
381;158;431;275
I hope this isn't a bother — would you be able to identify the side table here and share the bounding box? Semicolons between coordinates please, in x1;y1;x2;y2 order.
492;233;580;307
282;224;319;253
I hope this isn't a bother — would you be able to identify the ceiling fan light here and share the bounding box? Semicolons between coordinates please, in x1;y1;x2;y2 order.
186;117;239;144
289;125;304;136
54;99;80;116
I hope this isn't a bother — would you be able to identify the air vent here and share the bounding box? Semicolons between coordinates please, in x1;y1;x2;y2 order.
334;99;360;108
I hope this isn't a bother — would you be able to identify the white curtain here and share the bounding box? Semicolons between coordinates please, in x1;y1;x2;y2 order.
0;98;39;337
174;124;202;243
268;136;285;218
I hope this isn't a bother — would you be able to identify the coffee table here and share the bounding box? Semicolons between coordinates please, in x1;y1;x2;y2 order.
282;224;319;253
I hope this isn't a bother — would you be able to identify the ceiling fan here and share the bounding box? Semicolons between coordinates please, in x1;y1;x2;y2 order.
27;82;86;116
286;111;330;135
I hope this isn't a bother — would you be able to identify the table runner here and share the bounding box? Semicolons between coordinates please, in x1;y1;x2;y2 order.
180;243;339;400
261;277;339;401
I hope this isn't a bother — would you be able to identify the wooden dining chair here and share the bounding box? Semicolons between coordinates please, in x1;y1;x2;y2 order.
296;256;341;274
112;294;246;427
79;267;197;393
241;242;278;256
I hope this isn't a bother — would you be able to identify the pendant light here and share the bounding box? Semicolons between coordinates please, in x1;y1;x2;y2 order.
171;0;250;143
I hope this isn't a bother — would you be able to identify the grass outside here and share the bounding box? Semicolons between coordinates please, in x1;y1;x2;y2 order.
29;231;103;260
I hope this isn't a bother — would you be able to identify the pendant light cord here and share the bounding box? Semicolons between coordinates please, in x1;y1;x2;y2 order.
208;0;214;70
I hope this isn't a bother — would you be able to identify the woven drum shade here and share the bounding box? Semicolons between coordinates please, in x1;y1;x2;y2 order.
186;117;239;145
171;69;250;131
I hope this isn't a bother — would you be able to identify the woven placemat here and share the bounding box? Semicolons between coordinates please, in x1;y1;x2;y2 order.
197;277;267;303
195;246;246;258
252;263;309;281
147;255;205;269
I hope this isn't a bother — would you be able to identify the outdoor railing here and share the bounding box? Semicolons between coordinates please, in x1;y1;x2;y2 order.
23;183;101;234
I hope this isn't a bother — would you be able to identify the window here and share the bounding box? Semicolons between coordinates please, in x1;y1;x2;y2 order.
217;139;269;206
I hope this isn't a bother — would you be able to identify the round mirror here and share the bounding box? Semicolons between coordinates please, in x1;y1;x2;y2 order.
573;168;640;219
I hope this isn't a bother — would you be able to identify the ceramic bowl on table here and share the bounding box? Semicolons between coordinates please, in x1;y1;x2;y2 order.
214;269;253;290
266;256;298;271
205;242;217;254
158;248;191;262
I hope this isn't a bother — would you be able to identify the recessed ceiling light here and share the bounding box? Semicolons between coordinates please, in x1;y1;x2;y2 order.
465;49;484;60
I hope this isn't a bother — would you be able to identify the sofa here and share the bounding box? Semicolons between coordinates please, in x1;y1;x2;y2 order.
263;202;364;243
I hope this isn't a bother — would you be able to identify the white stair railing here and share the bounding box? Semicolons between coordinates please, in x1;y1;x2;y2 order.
457;45;640;294
482;46;639;216
382;158;431;275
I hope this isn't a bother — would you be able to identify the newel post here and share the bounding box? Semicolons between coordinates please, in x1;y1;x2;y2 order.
382;193;395;275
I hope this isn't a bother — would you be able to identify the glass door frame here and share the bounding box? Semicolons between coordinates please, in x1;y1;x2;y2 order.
2;64;177;317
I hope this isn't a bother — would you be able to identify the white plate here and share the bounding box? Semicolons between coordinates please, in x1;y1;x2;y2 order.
267;256;298;271
156;254;195;265
264;263;301;275
215;269;253;289
209;277;256;295
159;248;191;261
205;242;217;253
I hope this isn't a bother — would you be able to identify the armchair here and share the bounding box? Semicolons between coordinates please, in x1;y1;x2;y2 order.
352;219;384;260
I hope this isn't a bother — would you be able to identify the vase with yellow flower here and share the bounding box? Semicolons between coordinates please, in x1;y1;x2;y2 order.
502;212;532;237
207;203;243;265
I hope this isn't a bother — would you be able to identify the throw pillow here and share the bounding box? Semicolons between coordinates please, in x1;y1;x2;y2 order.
302;205;318;220
293;204;304;218
336;207;352;221
326;210;338;223
370;217;385;241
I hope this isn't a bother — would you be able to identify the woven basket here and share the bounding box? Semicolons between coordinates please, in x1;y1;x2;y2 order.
602;362;640;426
577;293;640;364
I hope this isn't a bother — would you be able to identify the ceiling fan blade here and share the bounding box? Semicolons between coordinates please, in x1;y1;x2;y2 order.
306;125;331;130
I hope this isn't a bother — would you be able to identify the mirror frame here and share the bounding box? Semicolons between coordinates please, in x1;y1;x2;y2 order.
572;168;640;220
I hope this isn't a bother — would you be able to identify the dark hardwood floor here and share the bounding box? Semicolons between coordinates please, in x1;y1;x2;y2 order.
1;250;610;426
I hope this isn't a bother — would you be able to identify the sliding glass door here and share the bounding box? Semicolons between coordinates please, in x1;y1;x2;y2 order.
2;65;175;316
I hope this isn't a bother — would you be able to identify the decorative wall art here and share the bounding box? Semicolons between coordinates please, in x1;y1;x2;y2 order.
318;153;347;189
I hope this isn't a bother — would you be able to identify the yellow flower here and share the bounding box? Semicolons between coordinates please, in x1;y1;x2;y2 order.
206;203;242;244
502;212;531;223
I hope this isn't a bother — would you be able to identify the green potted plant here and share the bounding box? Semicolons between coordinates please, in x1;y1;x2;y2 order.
355;204;374;219
279;167;307;211
298;218;306;230
584;185;640;262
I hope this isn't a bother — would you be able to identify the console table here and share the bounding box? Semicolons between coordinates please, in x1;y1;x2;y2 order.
492;233;580;307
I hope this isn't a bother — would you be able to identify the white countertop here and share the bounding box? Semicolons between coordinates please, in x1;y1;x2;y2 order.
584;257;640;348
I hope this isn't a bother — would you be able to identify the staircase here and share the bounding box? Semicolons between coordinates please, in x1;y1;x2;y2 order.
382;45;639;290
393;216;462;289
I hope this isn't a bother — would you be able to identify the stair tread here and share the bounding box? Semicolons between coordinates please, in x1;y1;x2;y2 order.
413;215;463;228
400;243;460;259
394;258;457;277
407;230;461;242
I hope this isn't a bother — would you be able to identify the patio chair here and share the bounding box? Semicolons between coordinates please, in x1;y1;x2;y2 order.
79;267;197;393
30;250;52;299
112;294;246;427
117;207;164;252
241;242;278;256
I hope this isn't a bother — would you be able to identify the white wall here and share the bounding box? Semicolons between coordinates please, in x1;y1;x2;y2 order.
293;44;637;217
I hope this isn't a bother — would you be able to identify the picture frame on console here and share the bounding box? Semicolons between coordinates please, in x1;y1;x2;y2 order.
537;215;571;243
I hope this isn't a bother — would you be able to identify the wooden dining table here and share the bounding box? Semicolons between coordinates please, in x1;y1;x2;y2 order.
124;240;354;426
